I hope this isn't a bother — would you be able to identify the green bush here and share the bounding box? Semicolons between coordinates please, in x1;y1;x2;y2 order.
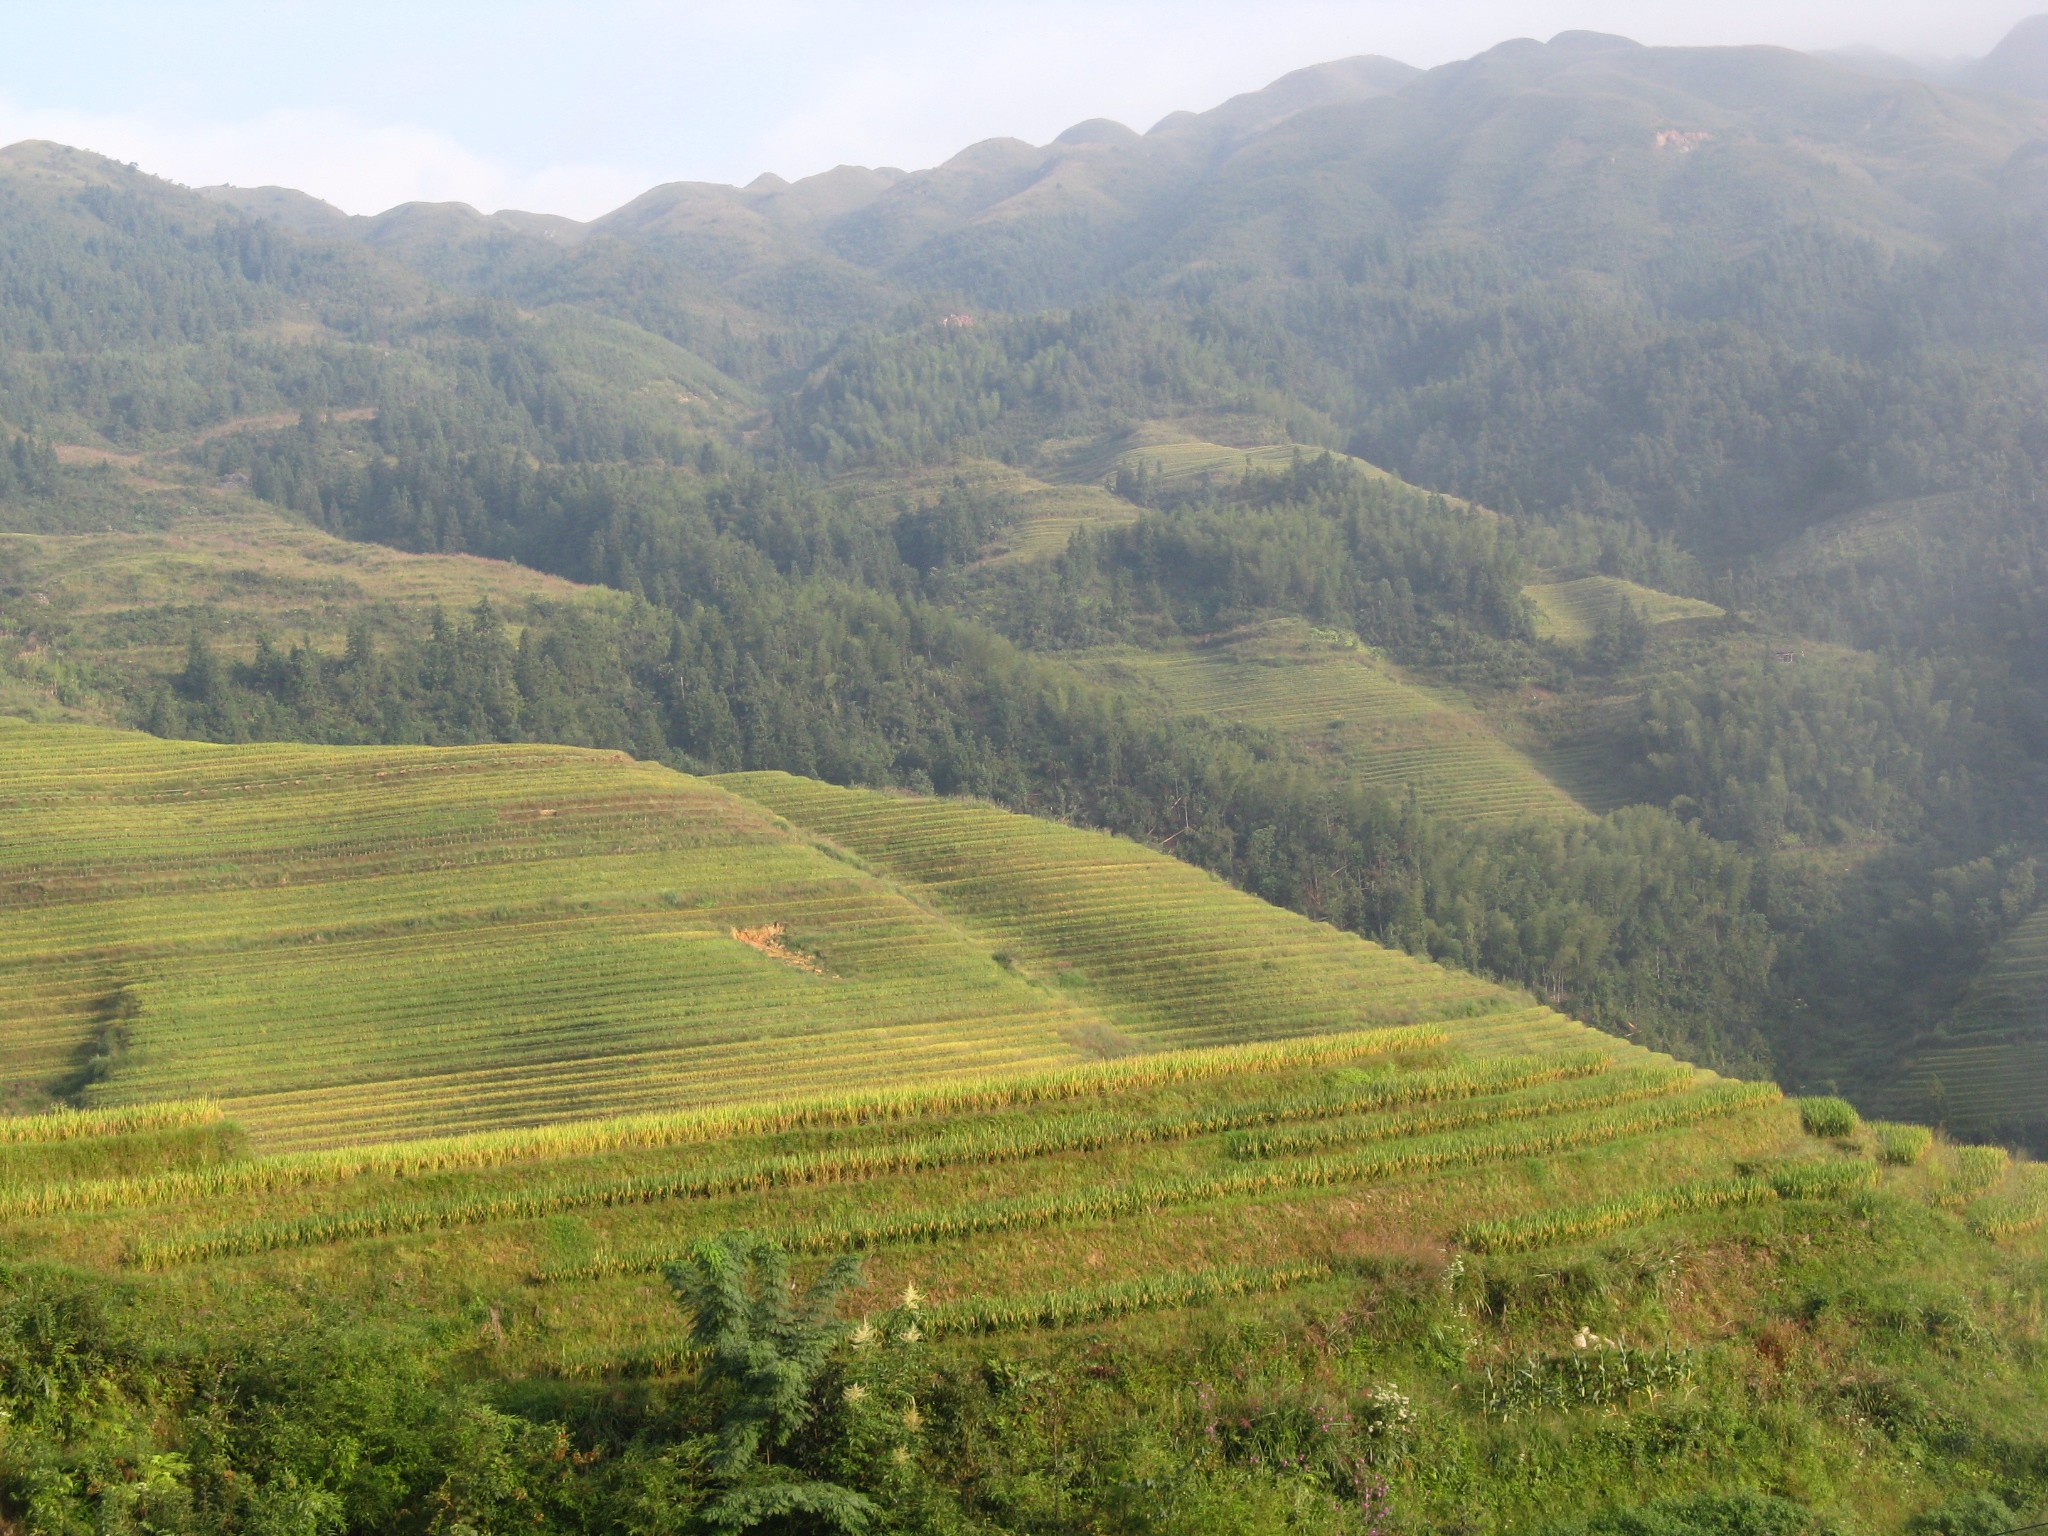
1797;1096;1860;1139
1872;1122;1934;1165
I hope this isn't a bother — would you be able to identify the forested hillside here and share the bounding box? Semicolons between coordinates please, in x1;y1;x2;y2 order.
7;21;2048;1140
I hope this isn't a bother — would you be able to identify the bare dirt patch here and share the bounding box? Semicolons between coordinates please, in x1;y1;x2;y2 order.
731;922;825;974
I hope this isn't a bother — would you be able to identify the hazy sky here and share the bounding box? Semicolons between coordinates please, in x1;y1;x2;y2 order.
0;1;2036;219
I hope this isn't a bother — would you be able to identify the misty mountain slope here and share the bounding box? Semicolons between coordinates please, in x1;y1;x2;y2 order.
1970;11;2048;95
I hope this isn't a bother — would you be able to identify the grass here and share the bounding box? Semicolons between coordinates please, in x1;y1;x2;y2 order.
1071;620;1587;824
1524;575;1724;646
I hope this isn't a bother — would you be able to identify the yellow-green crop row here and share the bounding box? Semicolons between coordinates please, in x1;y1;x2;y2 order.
535;1176;1371;1284
1968;1165;2048;1238
0;1100;221;1144
1222;1064;1693;1158
529;1087;1638;1284
1457;1160;1877;1253
0;1026;1449;1223
545;1259;1350;1378
132;1076;1779;1268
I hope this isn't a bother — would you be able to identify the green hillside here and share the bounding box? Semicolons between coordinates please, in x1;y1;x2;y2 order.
1070;621;1585;822
1525;576;1725;646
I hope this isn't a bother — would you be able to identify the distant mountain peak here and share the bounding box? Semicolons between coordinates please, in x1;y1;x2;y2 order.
1970;12;2048;95
1546;29;1644;52
1169;54;1420;139
1054;118;1139;147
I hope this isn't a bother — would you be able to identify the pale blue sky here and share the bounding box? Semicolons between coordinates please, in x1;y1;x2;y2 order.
0;1;2035;218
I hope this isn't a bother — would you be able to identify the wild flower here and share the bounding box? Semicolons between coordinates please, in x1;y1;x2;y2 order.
899;1323;923;1344
891;1445;910;1466
849;1318;879;1349
1360;1383;1415;1438
900;1282;923;1312
902;1401;924;1432
842;1383;869;1405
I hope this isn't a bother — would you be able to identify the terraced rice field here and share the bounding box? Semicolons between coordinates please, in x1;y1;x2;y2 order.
1952;903;2048;1040
0;717;2017;1397
0;716;1578;1147
1071;622;1586;823
716;769;1598;1051
1895;904;2048;1133
1524;575;1724;646
0;721;1116;1144
0;994;2009;1389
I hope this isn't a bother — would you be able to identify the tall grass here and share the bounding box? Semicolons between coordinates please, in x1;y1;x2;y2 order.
1939;1144;2012;1209
1477;1340;1696;1417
